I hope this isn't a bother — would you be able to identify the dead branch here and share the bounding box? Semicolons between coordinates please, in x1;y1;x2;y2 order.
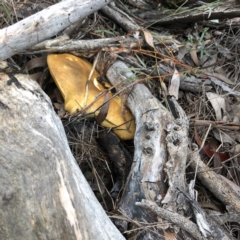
137;1;240;25
136;199;206;240
20;36;143;54
162;97;189;212
101;3;140;32
0;0;113;60
189;144;240;213
107;60;174;237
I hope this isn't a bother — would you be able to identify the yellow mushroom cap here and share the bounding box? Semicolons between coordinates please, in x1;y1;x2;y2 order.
100;96;135;140
47;53;135;140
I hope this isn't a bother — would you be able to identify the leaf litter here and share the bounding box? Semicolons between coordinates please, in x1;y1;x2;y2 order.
1;0;240;238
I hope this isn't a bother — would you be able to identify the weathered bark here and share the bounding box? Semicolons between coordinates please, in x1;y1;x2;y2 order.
105;60;237;240
0;72;124;240
101;3;140;32
161;97;189;213
189;144;240;213
20;36;142;54
107;61;174;238
136;200;206;240
136;0;240;25
0;0;113;60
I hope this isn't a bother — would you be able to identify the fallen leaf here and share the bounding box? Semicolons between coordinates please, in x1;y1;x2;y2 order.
168;68;180;99
190;42;200;66
143;30;155;49
194;127;229;162
177;46;187;62
206;92;226;121
163;230;177;240
212;129;235;145
229;144;240;155
209;72;234;86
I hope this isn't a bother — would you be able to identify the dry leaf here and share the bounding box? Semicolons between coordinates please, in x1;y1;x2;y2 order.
229;144;240;155
53;102;62;110
177;46;187;62
194;127;229;162
168;69;180;99
143;30;155;49
163;230;177;240
202;53;218;71
206;92;226;121
190;42;200;66
212;129;235;145
210;73;234;86
25;56;47;72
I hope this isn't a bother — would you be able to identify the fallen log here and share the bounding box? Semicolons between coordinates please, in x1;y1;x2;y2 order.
106;60;237;239
107;60;174;238
0;0;113;60
136;0;240;25
0;72;124;240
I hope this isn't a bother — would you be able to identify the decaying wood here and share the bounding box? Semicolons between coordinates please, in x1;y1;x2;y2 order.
107;60;174;237
192;120;240;131
189;144;240;213
0;72;124;240
106;60;238;239
209;212;240;224
1;0;240;238
160;98;198;237
136;197;234;240
117;55;213;93
0;0;113;60
156;64;213;93
126;0;153;9
161;97;189;213
136;199;206;240
20;36;142;54
137;1;240;25
185;184;233;240
101;3;140;32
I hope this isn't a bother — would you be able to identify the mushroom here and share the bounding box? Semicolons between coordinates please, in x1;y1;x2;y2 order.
47;53;135;140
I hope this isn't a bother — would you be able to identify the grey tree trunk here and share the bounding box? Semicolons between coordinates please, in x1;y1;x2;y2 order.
0;72;124;240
